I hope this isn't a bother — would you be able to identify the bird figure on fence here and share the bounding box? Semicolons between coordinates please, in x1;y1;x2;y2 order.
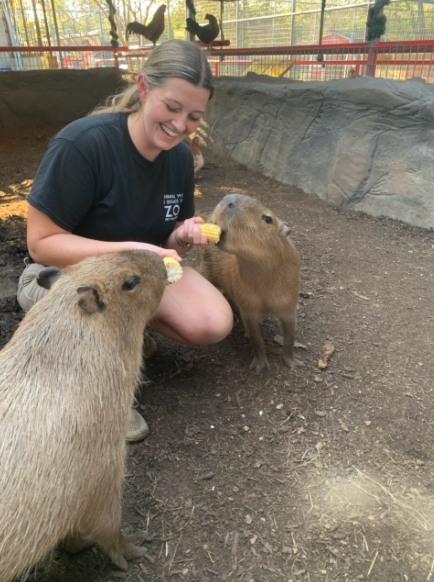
186;0;196;18
366;0;390;41
105;0;119;48
126;4;166;47
185;14;220;47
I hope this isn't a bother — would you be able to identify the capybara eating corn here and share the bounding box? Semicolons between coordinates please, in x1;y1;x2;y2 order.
0;250;167;582
196;194;303;374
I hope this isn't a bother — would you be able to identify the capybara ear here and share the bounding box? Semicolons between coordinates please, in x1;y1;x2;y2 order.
278;221;291;238
76;284;105;314
37;266;64;290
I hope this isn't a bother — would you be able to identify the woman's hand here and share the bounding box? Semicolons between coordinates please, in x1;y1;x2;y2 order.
133;242;182;262
176;217;209;248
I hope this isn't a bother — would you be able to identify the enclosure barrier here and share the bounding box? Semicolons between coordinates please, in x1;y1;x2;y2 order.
1;41;433;84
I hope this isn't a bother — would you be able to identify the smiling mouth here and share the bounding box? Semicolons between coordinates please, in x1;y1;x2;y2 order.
160;123;178;138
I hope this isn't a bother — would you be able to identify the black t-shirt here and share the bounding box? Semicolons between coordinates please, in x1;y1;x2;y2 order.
27;113;195;249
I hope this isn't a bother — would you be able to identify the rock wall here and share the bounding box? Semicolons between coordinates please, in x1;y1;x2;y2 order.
0;68;127;128
203;75;434;230
1;70;433;229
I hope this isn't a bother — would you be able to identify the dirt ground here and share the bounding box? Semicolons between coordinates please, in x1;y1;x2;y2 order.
1;126;434;582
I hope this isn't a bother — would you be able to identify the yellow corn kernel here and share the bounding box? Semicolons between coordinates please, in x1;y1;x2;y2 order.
163;257;183;284
199;223;222;244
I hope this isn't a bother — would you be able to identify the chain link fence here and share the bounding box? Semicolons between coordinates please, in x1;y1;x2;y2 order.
192;0;434;47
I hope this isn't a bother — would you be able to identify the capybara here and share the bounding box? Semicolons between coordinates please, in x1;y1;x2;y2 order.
0;250;167;582
196;194;303;374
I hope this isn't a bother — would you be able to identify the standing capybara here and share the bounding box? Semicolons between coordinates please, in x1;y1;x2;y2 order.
0;250;167;582
196;193;303;374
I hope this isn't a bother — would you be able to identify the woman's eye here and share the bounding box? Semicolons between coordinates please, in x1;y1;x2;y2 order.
166;104;178;113
261;214;273;224
189;115;200;122
122;275;140;291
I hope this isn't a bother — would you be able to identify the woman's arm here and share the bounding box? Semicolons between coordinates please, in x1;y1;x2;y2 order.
27;206;181;268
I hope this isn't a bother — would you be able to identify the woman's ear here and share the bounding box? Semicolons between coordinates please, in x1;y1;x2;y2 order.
137;73;148;103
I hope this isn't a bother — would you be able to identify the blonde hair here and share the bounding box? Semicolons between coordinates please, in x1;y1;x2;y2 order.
90;39;213;115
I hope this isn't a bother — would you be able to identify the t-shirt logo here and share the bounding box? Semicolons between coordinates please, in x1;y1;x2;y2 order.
164;193;184;221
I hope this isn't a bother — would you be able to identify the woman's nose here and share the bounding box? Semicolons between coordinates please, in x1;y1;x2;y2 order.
172;114;188;133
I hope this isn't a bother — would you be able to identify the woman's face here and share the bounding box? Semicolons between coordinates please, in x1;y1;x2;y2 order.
137;75;210;159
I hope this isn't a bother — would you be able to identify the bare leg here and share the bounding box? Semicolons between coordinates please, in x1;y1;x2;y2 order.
151;266;233;345
281;315;304;370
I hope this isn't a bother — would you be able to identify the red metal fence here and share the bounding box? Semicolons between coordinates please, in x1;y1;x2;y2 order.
1;41;433;84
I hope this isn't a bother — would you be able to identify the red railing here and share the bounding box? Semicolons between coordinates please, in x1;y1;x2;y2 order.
1;41;433;83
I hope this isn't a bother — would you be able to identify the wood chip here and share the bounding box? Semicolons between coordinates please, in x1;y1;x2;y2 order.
262;541;273;553
231;532;239;555
202;472;215;480
318;341;335;369
339;419;349;432
294;341;308;350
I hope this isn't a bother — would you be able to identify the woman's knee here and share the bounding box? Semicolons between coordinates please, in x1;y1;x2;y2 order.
183;300;233;345
195;306;233;344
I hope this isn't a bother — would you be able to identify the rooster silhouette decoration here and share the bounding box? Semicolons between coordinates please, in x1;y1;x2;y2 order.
126;4;166;47
186;13;220;47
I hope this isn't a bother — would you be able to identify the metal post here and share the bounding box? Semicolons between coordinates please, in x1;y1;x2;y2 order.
220;0;224;41
30;0;42;45
167;0;172;39
290;0;296;46
186;0;194;42
236;0;239;48
18;0;30;46
318;0;326;46
40;0;51;46
49;0;62;66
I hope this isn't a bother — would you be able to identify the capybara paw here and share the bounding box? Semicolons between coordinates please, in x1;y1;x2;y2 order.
123;543;148;560
284;355;304;370
109;550;128;571
249;355;270;374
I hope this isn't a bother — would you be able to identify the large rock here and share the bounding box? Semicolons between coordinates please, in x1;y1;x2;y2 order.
0;68;127;127
204;75;434;230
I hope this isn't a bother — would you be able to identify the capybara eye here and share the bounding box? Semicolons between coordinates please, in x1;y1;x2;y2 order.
261;214;273;224
122;275;140;291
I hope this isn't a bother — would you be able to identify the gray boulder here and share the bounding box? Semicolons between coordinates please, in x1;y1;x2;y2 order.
204;76;434;230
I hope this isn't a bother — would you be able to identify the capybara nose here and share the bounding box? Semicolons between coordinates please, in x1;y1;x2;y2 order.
221;193;242;209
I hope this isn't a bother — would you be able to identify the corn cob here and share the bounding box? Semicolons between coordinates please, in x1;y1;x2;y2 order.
199;223;222;244
163;257;183;284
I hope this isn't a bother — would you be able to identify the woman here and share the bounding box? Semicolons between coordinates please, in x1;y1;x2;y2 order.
17;39;233;442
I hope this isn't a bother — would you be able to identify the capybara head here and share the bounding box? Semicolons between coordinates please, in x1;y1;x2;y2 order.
211;194;291;256
36;250;167;325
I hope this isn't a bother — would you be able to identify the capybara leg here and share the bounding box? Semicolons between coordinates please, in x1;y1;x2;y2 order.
281;316;304;370
85;500;130;570
143;332;157;359
107;533;147;569
93;524;146;569
241;313;269;374
108;543;128;571
61;531;95;553
121;533;148;560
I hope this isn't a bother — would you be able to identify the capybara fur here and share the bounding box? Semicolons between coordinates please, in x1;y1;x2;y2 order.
196;194;303;374
0;250;167;582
